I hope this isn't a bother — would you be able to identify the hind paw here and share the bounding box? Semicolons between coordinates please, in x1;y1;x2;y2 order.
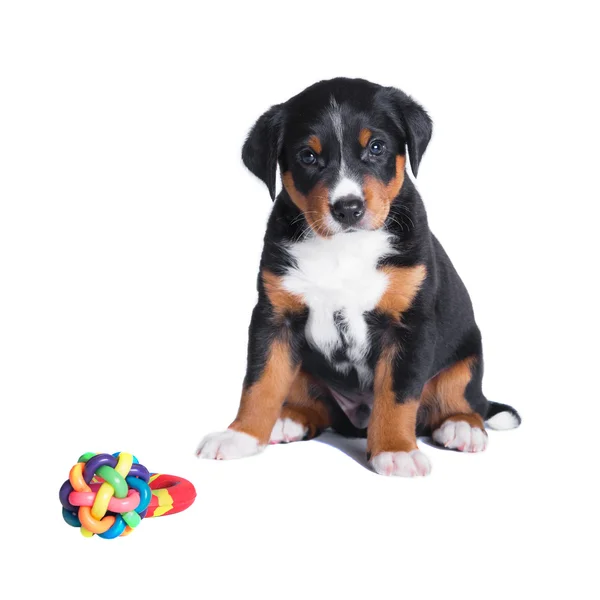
432;420;488;452
269;418;308;444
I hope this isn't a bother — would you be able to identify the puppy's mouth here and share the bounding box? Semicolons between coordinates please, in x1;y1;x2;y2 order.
336;221;367;234
315;208;386;237
306;217;371;238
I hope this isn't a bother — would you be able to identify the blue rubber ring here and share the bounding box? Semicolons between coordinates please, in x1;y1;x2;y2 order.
126;476;152;513
98;515;127;539
62;508;81;528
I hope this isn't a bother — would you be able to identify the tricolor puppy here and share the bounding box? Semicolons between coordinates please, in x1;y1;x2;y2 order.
196;78;521;476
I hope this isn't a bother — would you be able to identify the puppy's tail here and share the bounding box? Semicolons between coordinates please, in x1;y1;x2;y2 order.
484;401;522;430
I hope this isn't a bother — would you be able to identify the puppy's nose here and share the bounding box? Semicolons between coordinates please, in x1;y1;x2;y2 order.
331;196;365;226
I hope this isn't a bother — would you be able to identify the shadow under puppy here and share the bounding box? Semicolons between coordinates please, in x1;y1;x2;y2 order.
197;77;520;476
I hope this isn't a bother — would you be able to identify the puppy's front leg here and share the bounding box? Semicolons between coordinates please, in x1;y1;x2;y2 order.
197;272;304;460
367;333;434;477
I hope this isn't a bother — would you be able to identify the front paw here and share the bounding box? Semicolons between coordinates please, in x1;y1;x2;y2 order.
370;449;431;477
196;429;264;460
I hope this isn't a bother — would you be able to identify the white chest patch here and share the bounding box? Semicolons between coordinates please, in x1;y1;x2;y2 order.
282;230;395;385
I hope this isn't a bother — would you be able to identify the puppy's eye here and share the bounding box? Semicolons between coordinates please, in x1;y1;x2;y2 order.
299;149;317;165
369;140;385;156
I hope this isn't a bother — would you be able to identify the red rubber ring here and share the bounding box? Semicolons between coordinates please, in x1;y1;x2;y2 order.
146;474;196;517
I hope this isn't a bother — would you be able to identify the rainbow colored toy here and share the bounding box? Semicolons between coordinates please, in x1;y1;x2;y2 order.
59;452;196;539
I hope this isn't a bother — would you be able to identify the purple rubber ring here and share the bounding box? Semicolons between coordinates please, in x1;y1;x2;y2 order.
128;463;150;482
83;453;117;483
59;480;77;511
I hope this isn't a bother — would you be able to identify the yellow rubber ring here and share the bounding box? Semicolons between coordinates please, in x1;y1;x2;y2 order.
115;452;133;478
91;481;114;521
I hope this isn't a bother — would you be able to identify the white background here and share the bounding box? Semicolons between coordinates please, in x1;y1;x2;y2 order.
1;1;598;598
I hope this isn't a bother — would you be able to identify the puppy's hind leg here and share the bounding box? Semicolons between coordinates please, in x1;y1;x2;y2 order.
421;356;489;453
269;371;332;444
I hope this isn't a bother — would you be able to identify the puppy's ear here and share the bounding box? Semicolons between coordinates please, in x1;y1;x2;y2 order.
378;88;432;177
242;104;285;200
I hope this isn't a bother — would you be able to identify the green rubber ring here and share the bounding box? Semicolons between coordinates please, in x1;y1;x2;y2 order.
96;465;128;498
78;452;97;463
122;510;141;528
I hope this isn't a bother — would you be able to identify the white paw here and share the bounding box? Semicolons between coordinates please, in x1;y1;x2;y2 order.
370;449;431;477
269;418;308;444
196;429;264;460
432;420;488;452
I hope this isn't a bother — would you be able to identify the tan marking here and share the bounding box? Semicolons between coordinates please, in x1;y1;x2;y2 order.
307;135;322;154
367;346;419;456
358;128;372;148
230;339;299;444
445;412;485;430
262;270;305;318
363;155;406;229
419;357;484;431
282;172;332;237
279;371;331;439
282;171;308;212
377;264;427;320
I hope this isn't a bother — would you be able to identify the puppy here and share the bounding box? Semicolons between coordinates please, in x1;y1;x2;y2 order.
196;77;521;476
